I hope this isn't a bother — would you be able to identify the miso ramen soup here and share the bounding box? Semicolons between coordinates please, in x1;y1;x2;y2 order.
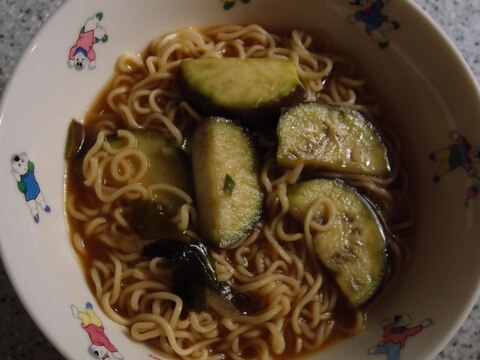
65;24;413;360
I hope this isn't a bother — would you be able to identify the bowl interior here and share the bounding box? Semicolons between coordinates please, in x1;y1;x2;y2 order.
0;0;479;359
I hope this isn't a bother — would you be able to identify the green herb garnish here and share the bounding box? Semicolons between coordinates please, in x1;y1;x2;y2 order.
224;174;235;195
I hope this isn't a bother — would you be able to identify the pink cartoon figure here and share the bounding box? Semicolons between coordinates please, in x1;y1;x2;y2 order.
69;12;109;70
368;314;433;360
72;302;124;360
348;0;400;49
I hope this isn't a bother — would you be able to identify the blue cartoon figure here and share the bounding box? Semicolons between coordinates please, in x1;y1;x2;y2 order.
11;153;51;223
72;302;124;360
348;0;400;48
429;130;480;207
368;314;433;360
68;12;108;70
429;130;480;182
221;0;250;10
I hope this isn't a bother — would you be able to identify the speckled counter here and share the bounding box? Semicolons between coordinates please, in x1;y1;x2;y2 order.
0;0;479;359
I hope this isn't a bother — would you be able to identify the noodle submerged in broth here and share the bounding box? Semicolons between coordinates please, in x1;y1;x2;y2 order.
66;24;412;360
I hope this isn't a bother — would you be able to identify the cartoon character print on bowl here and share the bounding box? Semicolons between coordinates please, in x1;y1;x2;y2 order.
10;152;51;224
368;314;433;360
429;130;480;207
348;0;400;49
68;12;109;71
71;302;124;360
221;0;251;10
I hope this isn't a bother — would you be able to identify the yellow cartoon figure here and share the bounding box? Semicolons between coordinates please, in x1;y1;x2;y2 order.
71;302;124;360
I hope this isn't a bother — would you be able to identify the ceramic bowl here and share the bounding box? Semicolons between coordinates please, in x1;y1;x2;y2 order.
1;0;479;359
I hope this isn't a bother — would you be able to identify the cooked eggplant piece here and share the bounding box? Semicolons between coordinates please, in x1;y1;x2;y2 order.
277;102;391;177
108;129;193;213
287;179;388;308
191;117;263;248
178;58;305;129
65;119;86;160
142;239;252;313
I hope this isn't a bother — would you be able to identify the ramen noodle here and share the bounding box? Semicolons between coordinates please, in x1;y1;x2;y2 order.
66;24;412;360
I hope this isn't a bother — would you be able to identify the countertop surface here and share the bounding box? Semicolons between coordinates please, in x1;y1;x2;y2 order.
0;0;479;359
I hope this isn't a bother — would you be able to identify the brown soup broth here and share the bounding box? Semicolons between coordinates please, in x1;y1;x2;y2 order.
65;25;413;359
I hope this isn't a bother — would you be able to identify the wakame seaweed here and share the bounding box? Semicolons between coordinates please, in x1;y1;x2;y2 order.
142;239;252;313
